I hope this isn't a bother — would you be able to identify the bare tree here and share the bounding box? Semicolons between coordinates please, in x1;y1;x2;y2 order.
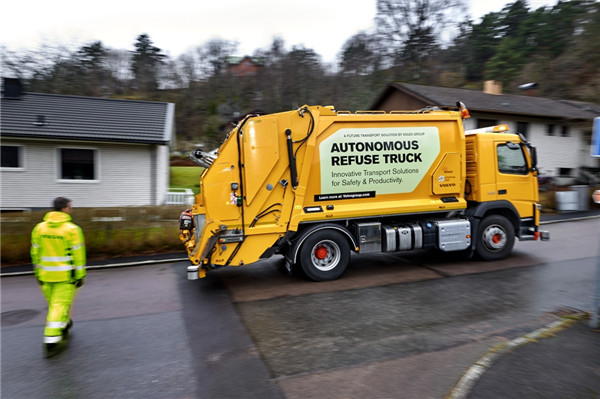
375;0;467;72
1;46;40;80
107;49;133;90
339;32;383;76
254;37;287;111
201;38;239;78
176;52;200;87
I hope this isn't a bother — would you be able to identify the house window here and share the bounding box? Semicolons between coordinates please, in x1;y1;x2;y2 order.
561;126;570;137
477;119;497;129
559;168;572;176
59;148;96;180
1;145;23;169
517;122;529;139
546;124;555;136
497;143;528;175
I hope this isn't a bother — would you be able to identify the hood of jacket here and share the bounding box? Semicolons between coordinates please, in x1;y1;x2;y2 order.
43;211;72;227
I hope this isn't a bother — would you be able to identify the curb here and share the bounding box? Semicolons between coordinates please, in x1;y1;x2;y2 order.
85;257;188;271
540;213;600;225
446;312;588;399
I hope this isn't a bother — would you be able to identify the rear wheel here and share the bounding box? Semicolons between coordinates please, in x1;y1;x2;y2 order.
298;230;350;281
476;215;515;261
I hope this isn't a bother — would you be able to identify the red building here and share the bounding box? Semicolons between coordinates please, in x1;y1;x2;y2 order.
226;56;264;77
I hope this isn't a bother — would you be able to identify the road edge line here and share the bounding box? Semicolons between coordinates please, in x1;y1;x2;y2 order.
445;313;587;399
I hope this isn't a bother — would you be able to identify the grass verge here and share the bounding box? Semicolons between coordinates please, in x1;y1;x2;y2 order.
170;166;204;195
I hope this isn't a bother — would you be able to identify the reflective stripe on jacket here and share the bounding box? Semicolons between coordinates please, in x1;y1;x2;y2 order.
31;211;86;282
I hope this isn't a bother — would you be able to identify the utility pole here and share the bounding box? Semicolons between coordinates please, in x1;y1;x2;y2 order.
591;189;600;329
590;117;600;328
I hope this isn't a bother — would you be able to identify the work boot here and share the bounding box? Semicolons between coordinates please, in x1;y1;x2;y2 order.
44;338;65;358
63;319;73;339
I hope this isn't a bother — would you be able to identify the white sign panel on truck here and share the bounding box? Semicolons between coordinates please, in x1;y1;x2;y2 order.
319;127;440;197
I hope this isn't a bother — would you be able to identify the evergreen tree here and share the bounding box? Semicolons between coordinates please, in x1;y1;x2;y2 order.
76;41;110;96
131;34;165;92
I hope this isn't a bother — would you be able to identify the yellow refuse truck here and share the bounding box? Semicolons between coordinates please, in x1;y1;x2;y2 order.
180;104;549;281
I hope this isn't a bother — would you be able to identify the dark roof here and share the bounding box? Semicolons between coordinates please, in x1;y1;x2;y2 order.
372;82;600;121
1;92;174;144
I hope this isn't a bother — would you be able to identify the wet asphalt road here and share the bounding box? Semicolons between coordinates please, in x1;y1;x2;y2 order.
1;218;599;398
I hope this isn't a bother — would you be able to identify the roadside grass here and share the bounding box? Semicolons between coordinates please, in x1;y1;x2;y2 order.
170;166;204;195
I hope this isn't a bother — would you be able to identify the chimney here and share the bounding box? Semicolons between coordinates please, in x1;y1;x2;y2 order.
2;78;23;99
483;80;502;95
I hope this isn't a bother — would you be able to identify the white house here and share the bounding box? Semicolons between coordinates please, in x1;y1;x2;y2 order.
371;82;600;182
1;78;175;210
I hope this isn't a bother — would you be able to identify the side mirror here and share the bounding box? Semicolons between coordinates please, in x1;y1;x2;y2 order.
529;145;538;174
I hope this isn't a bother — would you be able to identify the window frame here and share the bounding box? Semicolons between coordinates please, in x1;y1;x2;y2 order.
497;143;529;175
558;167;572;176
1;144;25;171
56;146;100;183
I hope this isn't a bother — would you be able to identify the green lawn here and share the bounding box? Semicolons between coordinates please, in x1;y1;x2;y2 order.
170;166;204;195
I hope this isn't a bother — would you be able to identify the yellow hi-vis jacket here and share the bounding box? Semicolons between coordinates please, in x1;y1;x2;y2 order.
31;211;86;283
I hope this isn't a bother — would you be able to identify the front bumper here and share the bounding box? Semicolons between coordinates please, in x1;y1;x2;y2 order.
519;218;550;241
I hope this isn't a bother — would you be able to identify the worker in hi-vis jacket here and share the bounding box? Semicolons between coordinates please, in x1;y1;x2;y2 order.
31;197;86;357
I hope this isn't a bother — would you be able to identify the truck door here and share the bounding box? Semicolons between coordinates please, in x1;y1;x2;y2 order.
495;141;537;218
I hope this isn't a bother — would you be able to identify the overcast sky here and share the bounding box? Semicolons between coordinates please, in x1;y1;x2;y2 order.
1;0;558;64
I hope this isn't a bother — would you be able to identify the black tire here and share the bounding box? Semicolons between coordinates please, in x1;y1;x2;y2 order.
298;230;350;281
475;215;515;261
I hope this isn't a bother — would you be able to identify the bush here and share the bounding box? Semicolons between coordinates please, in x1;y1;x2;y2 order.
1;206;186;266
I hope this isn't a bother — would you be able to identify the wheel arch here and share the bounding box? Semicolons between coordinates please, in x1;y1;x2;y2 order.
288;223;357;266
466;201;521;251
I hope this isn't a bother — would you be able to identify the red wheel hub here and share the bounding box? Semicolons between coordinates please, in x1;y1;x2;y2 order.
492;233;503;244
315;245;328;260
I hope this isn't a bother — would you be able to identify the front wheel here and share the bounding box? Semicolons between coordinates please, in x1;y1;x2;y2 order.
475;215;515;261
298;230;350;281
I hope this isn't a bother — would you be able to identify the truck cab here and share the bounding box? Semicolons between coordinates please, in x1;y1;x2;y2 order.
465;126;547;259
